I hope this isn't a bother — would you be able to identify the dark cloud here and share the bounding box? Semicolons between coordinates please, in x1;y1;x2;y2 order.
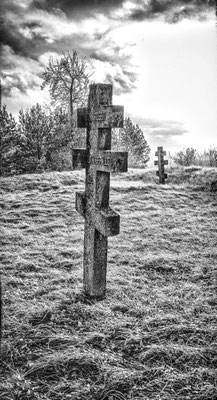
0;0;215;60
0;2;23;54
0;23;49;60
22;21;42;30
0;0;125;59
0;45;43;98
0;23;24;55
0;0;22;14
31;0;124;15
128;0;215;23
0;0;215;113
0;2;44;58
2;73;37;97
0;25;50;60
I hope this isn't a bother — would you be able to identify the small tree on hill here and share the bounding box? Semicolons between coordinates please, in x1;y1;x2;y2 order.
0;105;18;176
113;117;150;167
18;104;53;172
174;147;197;166
18;104;74;173
203;148;217;167
45;107;74;171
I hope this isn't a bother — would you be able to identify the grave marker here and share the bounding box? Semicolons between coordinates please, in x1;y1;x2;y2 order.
154;146;168;184
72;83;128;298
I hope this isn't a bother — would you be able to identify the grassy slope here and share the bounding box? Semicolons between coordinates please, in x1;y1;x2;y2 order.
0;168;216;400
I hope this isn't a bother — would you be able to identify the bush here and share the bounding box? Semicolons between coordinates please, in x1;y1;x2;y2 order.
173;148;197;166
195;148;217;167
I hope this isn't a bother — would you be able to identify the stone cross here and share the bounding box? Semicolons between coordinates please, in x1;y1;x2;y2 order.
154;146;168;184
72;83;128;298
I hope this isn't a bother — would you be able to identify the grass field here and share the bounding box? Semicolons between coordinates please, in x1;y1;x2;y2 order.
0;167;217;400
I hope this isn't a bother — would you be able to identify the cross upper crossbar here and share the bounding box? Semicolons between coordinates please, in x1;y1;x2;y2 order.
155;150;166;157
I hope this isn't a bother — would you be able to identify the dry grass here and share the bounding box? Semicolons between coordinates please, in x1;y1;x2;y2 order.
0;167;217;399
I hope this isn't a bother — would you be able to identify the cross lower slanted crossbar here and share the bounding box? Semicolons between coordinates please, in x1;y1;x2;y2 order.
75;192;120;237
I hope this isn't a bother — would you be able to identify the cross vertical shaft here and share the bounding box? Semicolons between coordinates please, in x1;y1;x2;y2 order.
83;128;111;297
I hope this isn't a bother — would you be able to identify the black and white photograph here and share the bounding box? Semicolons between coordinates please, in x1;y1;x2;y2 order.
0;1;216;399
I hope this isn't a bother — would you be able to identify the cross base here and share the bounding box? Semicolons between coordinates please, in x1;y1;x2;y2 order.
156;171;168;179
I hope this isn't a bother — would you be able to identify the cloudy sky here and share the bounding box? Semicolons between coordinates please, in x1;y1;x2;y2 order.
0;0;216;153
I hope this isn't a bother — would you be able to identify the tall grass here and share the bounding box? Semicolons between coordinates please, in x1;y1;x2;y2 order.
0;167;216;399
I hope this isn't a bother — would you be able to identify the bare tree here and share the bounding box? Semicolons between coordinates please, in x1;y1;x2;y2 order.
41;51;92;141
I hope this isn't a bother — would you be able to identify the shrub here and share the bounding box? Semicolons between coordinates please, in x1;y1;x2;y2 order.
173;148;197;166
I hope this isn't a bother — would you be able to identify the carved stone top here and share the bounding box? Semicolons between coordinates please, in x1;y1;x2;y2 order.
77;84;124;129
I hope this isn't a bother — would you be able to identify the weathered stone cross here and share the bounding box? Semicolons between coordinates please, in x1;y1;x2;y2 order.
72;83;128;298
154;146;168;184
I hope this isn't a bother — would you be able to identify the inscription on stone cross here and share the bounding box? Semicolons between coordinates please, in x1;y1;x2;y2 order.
154;146;168;184
72;84;128;297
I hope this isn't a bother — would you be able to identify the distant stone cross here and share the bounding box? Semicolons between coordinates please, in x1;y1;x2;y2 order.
72;83;128;298
154;146;168;184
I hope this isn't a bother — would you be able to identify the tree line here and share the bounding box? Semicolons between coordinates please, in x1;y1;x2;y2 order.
173;147;217;167
0;51;151;176
1;50;216;176
0;102;152;176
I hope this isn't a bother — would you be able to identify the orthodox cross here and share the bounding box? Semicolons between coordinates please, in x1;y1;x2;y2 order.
154;146;168;184
72;83;128;298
